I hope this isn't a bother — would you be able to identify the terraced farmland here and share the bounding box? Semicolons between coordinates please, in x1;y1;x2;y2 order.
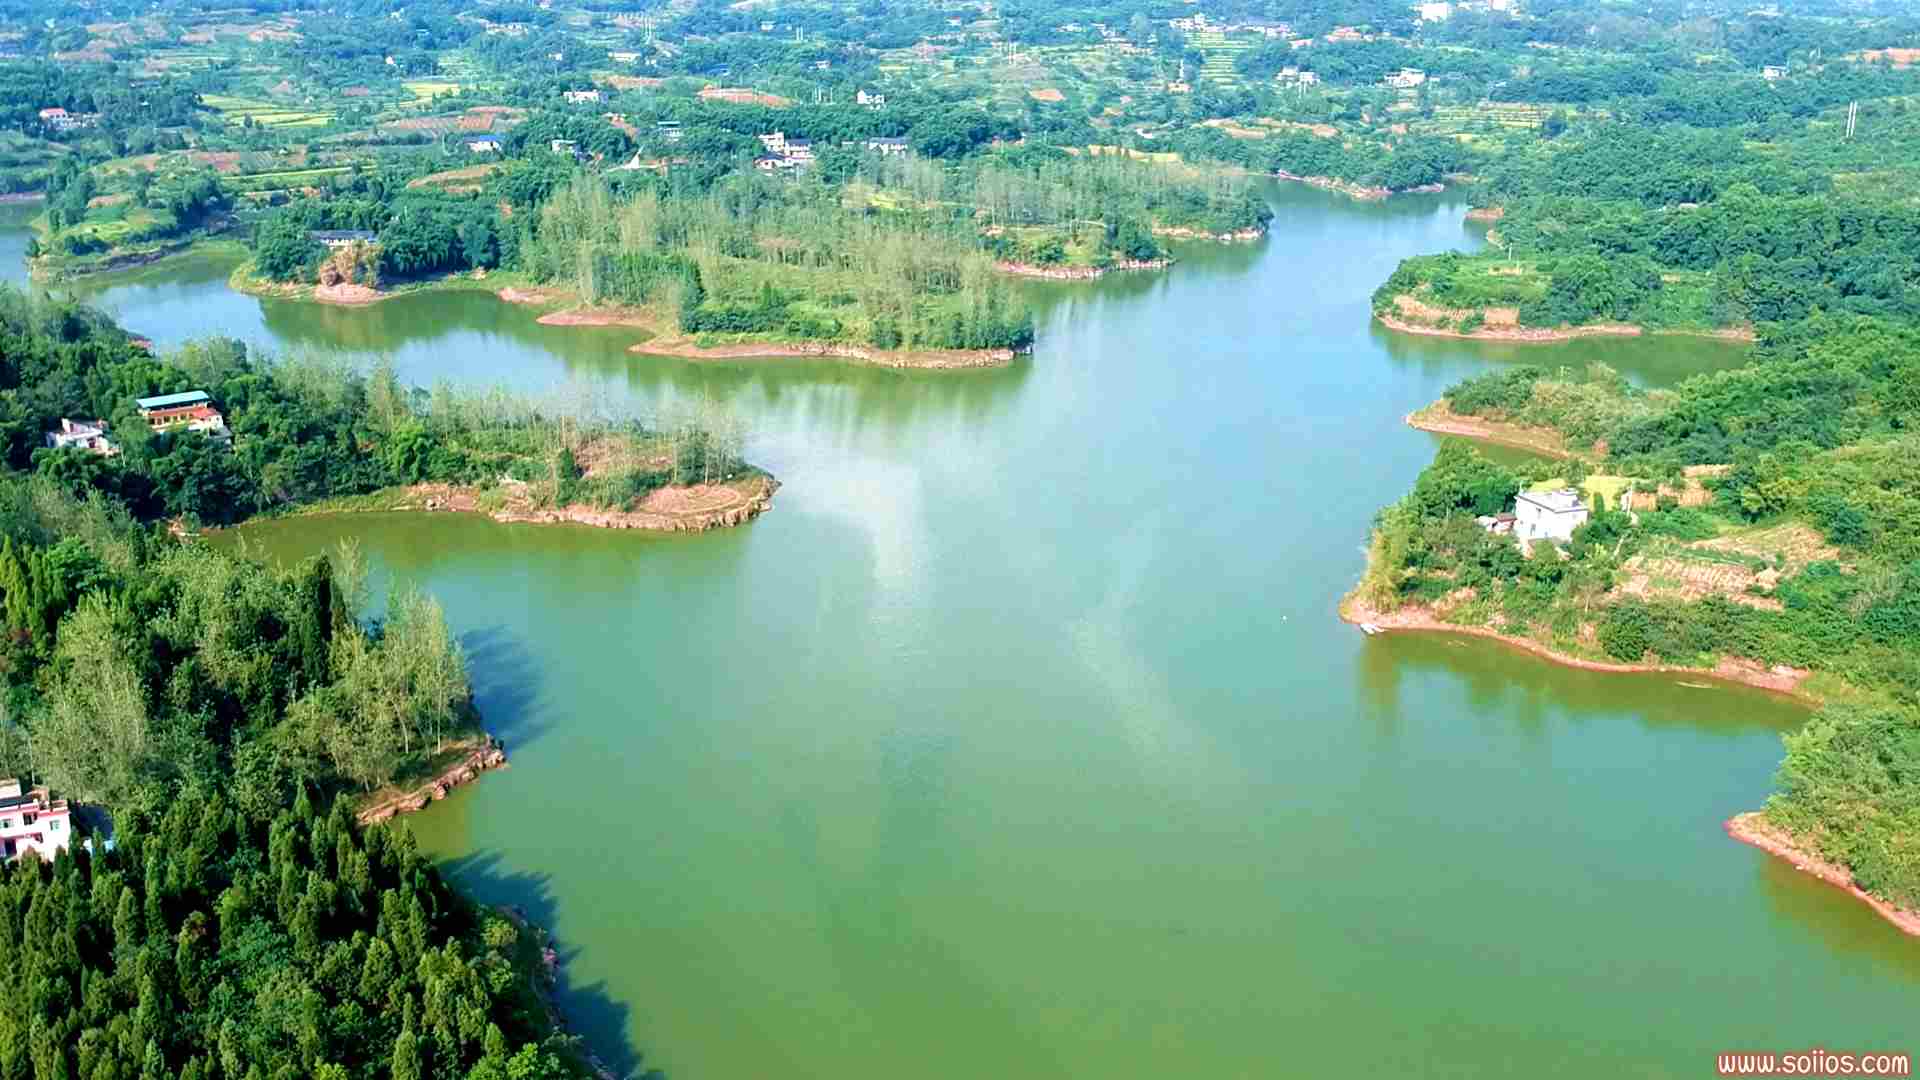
1187;29;1251;86
201;94;336;128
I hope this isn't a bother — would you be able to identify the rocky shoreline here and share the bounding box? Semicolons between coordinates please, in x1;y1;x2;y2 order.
994;258;1172;279
1726;813;1920;938
1376;310;1646;343
630;337;1020;369
1275;170;1445;200
1151;225;1267;242
497;907;625;1080
411;475;779;532
1404;402;1576;459
495;288;1020;369
357;735;509;825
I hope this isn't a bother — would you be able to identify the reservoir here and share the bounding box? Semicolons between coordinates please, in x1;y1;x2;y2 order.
16;185;1916;1078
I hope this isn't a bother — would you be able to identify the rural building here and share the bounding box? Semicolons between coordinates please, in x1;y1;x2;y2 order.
135;391;230;440
550;138;580;156
1762;65;1787;80
37;107;97;132
563;89;603;104
466;136;501;153
1416;1;1454;20
1383;68;1428;88
44;418;117;455
1475;512;1517;536
656;120;683;142
856;88;886;107
610;50;641;63
864;136;909;155
783;137;813;162
1513;489;1589;542
309;229;376;249
757;131;790;155
0;780;72;862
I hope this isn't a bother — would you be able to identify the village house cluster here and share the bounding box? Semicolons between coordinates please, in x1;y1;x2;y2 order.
44;390;234;463
0;780;72;862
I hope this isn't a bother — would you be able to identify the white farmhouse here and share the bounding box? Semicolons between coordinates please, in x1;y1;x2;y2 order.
0;780;72;861
1513;488;1589;542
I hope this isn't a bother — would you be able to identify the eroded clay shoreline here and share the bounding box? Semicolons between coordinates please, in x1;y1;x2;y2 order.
1726;813;1920;938
1275;170;1445;200
994;258;1171;279
1338;597;1814;698
497;288;1019;369
1404;403;1576;459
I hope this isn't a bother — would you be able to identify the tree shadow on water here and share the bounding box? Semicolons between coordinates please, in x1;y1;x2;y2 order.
439;849;663;1080
461;624;555;754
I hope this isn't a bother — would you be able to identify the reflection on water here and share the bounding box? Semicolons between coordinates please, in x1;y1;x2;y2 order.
39;185;1920;1080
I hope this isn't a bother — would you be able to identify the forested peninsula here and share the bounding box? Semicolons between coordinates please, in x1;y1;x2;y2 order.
1350;93;1920;930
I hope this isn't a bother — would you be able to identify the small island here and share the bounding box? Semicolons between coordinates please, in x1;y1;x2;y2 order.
222;148;1280;367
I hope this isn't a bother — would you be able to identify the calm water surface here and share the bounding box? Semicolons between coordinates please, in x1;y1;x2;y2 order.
20;187;1916;1078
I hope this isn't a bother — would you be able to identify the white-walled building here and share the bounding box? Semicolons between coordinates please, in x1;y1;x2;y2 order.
1514;489;1589;542
45;418;117;455
0;781;72;861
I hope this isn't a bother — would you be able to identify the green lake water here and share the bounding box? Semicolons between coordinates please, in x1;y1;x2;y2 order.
14;185;1918;1078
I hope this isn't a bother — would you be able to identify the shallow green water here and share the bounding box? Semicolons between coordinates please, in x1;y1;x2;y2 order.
48;186;1920;1078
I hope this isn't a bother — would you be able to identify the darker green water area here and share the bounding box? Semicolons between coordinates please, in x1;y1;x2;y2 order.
16;185;1916;1078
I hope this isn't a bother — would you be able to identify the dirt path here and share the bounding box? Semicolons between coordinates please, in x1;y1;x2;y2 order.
1726;813;1920;938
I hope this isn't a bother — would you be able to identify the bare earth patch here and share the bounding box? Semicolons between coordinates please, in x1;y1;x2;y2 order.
394;475;778;532
1405;400;1576;458
1384;293;1643;342
314;282;382;305
1620;553;1783;611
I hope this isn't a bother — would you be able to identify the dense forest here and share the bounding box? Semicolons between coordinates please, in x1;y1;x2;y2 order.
0;470;587;1076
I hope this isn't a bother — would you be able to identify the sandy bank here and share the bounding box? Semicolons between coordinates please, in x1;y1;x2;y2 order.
1339;597;1813;698
1726;813;1920;938
1151;224;1267;242
313;282;383;305
1405;402;1575;459
1275;170;1444;200
631;338;1018;370
1464;206;1505;222
357;735;508;825
994;258;1171;280
1377;311;1646;343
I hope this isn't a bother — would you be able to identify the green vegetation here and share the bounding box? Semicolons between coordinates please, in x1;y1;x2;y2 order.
0;468;593;1076
1363;314;1920;907
0;287;759;527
